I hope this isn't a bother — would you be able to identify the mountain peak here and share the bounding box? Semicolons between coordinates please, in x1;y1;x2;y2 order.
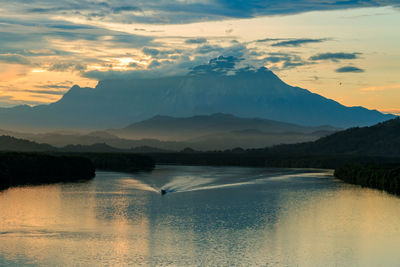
0;67;394;130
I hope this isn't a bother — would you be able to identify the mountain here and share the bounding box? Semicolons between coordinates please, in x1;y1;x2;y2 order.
0;135;54;152
113;113;338;141
0;135;169;153
270;117;400;157
1;117;399;156
0;58;394;130
0;113;338;151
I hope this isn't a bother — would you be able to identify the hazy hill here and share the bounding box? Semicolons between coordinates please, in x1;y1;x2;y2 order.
0;136;54;152
0;60;393;131
112;113;338;141
0;113;338;151
271;117;400;157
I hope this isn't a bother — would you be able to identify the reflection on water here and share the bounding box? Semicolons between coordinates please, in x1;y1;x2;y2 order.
1;166;400;266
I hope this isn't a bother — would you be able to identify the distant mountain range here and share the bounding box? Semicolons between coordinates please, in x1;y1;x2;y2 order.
0;113;338;151
112;113;338;140
0;62;394;131
1;117;399;158
0;135;169;153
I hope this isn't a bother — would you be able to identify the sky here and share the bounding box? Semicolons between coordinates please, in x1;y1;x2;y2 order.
0;0;399;114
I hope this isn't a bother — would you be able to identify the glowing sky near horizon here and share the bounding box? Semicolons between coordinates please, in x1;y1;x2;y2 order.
0;1;399;114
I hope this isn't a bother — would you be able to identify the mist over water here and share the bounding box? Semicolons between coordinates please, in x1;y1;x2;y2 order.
1;165;400;266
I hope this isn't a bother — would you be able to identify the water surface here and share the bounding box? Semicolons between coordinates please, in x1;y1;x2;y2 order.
1;165;400;266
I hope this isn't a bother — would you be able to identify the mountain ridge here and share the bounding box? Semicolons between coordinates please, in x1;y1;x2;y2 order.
0;113;337;151
0;62;394;130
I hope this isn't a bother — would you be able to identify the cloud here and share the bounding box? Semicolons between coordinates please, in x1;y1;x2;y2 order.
185;38;207;44
336;66;365;73
111;6;141;14
189;56;239;75
255;38;282;43
360;84;400;91
379;109;400;116
282;60;310;69
48;63;87;72
196;44;224;54
3;0;398;24
310;52;361;61
272;38;328;47
263;53;291;63
25;90;68;95
142;47;160;56
262;53;311;70
148;60;161;68
0;54;31;65
35;82;72;90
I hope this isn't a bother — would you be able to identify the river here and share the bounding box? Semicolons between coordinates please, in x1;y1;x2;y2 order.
1;165;400;266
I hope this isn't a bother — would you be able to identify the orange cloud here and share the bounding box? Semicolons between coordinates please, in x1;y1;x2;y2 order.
360;84;400;91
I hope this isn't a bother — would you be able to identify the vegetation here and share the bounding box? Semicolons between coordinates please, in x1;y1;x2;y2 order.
66;152;155;172
0;152;95;191
147;150;399;169
0;150;154;191
267;117;400;157
335;163;400;195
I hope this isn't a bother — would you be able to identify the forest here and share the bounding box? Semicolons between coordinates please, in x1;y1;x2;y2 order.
0;152;95;191
0;152;155;191
335;163;400;195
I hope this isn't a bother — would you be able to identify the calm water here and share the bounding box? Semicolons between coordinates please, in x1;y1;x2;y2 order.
1;165;400;266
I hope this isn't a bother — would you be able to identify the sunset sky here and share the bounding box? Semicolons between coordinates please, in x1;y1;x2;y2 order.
0;0;399;114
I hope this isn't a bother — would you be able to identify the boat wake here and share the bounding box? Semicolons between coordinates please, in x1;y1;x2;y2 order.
118;178;159;193
119;169;332;196
160;176;216;195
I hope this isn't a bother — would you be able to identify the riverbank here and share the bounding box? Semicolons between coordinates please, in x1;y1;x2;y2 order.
0;152;155;191
62;152;155;173
0;152;95;191
334;163;400;195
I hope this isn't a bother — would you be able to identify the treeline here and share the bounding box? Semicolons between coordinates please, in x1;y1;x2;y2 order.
0;152;155;191
65;152;155;172
335;163;400;195
0;152;95;191
147;151;400;169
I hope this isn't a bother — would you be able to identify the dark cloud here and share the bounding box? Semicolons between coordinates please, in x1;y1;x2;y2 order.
282;61;309;68
111;6;141;14
142;47;160;56
47;24;96;30
196;44;223;54
148;60;161;68
263;54;291;63
272;38;328;47
0;54;31;65
129;62;139;68
26;2;140;16
48;63;75;72
185;38;207;44
336;66;365;73
189;56;240;75
262;53;311;70
255;38;283;43
4;0;397;24
46;62;87;72
310;52;361;61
